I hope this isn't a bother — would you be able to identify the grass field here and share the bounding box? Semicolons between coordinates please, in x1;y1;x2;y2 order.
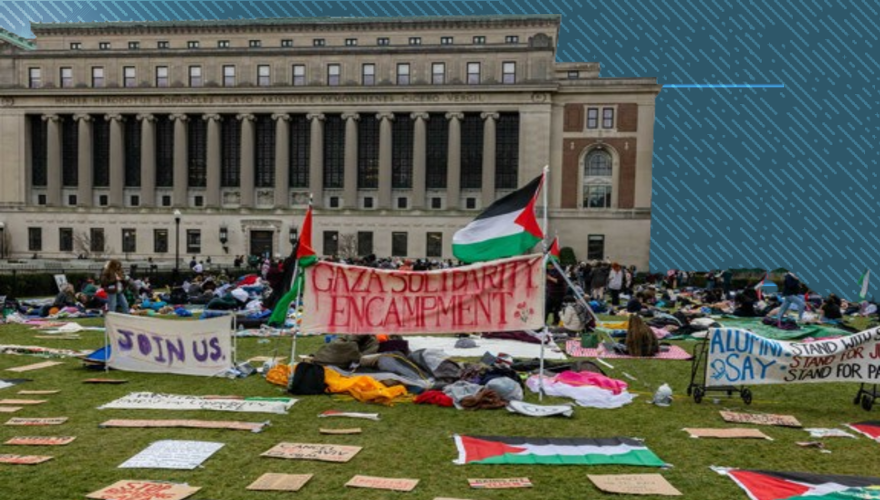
0;317;878;500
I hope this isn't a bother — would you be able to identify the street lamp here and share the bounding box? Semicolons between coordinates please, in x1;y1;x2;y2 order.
289;225;299;246
219;225;229;254
173;209;182;284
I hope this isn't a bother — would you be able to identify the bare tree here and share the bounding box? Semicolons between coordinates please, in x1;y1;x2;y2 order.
338;233;359;260
73;230;114;260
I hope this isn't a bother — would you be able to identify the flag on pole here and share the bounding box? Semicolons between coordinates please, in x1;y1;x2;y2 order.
858;269;871;300
548;236;561;262
268;204;318;326
452;173;544;263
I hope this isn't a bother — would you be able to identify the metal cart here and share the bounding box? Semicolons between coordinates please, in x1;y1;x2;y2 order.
687;335;753;405
854;384;878;411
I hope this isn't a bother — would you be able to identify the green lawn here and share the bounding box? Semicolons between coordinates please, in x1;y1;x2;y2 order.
0;318;878;500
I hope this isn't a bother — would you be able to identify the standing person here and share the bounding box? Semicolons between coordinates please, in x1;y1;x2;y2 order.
101;259;129;314
545;262;567;324
776;271;805;326
607;262;624;307
590;262;607;301
624;266;634;295
707;270;717;290
722;269;733;297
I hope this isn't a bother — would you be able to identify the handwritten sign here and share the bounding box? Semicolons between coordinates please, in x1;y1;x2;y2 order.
98;392;295;414
5;436;76;446
468;478;533;489
100;419;268;433
0;454;53;465
86;480;200;500
302;255;545;335
5;417;68;426
53;275;68;292
720;411;802;428
346;475;420;492
106;313;233;377
588;474;682;496
119;440;224;470
683;428;772;440
707;327;880;386
5;361;64;372
261;443;362;463
246;473;313;492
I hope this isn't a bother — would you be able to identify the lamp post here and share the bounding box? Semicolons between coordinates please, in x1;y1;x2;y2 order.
289;225;299;252
173;210;181;284
219;225;229;254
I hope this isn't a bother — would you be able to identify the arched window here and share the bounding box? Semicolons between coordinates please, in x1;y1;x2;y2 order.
583;149;612;208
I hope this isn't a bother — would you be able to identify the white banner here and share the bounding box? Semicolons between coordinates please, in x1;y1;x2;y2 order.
706;327;880;387
106;313;233;377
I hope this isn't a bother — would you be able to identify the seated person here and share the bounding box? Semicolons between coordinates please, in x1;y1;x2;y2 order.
626;294;643;314
820;294;842;321
556;297;587;335
733;288;759;317
42;284;80;316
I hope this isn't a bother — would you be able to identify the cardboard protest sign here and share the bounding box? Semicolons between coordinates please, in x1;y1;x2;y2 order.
346;475;420;492
0;454;53;465
706;327;880;386
301;255;545;335
53;274;68;292
805;428;857;438
5;417;68;426
100;419;268;433
0;399;47;405
105;312;233;377
588;474;682;496
86;480;200;500
5;436;76;446
5;361;64;372
320;428;362;435
119;440;224;470
468;478;533;489
18;390;60;395
684;428;773;440
98;392;295;414
720;411;802;428
0;407;21;413
261;443;362;463
319;410;380;420
246;473;313;492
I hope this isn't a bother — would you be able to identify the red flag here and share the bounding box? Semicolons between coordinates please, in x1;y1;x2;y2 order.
549;237;561;261
295;204;316;265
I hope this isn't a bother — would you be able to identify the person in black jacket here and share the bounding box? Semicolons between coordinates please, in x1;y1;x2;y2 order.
776;271;805;325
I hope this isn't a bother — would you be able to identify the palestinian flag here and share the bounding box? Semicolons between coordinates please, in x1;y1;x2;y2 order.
717;468;880;500
848;421;880;441
453;435;665;466
268;205;318;326
859;269;871;301
548;237;561;262
452;173;544;263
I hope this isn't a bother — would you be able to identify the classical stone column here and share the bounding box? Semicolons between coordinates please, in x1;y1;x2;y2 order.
169;113;189;207
445;112;463;210
43;115;62;207
203;114;222;208
342;112;360;209
137;114;156;207
307;113;325;208
481;112;499;208
410;112;429;209
237;113;256;208
74;114;93;207
106;114;125;207
272;113;290;208
377;112;394;209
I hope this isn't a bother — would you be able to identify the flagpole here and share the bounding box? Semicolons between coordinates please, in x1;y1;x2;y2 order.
539;165;549;402
287;260;301;365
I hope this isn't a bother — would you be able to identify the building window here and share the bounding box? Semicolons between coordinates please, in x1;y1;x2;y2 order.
357;115;379;189
323;114;345;188
131;195;139;207
188;118;207;187
92;67;105;88
409;37;421;45
187;41;199;49
223;65;235;87
61;116;79;187
154;229;168;253
364;197;374;209
249;40;262;48
38;194;46;205
90;228;105;253
392;114;413;189
502;62;516;84
92;115;110;187
28;227;42;252
392;232;408;257
255;115;276;187
124;117;141;187
313;38;325;47
128;41;140;50
323;231;338;256
568;70;580;80
327;64;340;86
431;197;442;209
60;67;73;88
122;228;137;254
425;112;448;189
186;230;201;254
466;197;477;209
59;228;73;252
345;38;358;46
431;63;445;84
28;68;41;88
292;65;306;86
220;114;241;187
495;113;520;189
123;66;136;88
194;196;203;207
29;116;47;187
99;42;110;50
155;66;168;87
467;62;481;84
357;232;373;257
99;195;109;206
155;115;174;187
426;232;443;257
329;196;339;208
281;39;293;47
289;114;310;187
70;42;81;50
602;108;615;129
587;108;599;129
583;149;613;209
71;192;79;204
362;64;375;85
157;41;169;49
505;35;519;43
473;36;486;45
162;195;171;207
189;66;202;87
588;235;605;260
396;63;410;85
218;40;230;48
440;36;453;45
255;65;270;87
377;37;390;46
397;197;407;209
460;113;484;189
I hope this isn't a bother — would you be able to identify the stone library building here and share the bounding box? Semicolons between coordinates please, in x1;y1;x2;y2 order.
0;14;659;267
